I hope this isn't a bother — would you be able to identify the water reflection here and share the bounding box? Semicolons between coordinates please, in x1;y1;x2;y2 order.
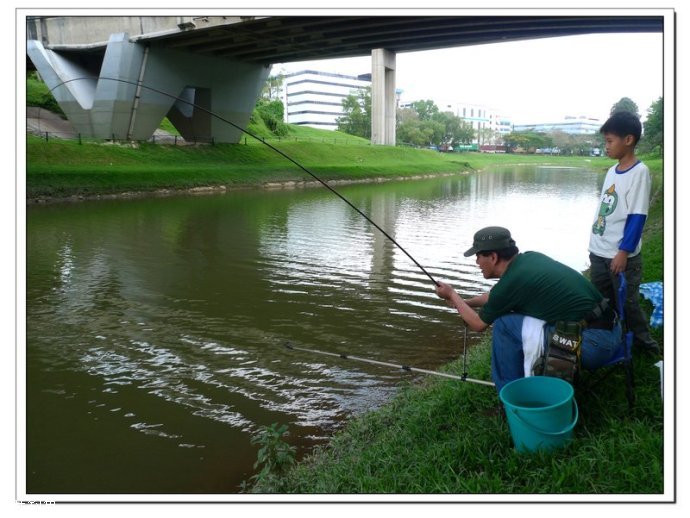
26;166;600;493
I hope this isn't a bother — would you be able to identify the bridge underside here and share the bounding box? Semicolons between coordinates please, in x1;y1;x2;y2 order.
129;15;664;65
27;34;269;143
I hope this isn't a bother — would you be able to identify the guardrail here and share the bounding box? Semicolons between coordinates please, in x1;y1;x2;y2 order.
27;131;451;151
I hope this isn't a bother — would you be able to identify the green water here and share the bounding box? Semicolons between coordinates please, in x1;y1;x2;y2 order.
24;166;600;494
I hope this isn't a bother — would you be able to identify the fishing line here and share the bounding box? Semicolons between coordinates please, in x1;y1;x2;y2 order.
284;342;495;387
462;323;469;379
48;76;439;287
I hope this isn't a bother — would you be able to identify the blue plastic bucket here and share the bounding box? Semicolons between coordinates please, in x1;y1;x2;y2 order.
499;376;578;453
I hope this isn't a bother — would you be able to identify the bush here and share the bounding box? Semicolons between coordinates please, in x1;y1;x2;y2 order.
243;423;296;491
255;98;289;137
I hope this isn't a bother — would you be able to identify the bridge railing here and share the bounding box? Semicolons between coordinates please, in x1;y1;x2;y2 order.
27;129;473;154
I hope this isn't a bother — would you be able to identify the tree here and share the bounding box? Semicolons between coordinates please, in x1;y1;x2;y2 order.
453;119;475;145
430;111;475;145
410;100;439;121
477;126;498;147
396;109;432;147
397;106;474;148
262;73;285;101
503;131;552;153
642;97;663;154
337;87;371;138
610;97;640;118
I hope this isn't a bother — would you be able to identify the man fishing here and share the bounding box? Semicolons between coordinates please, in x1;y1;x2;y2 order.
434;226;622;392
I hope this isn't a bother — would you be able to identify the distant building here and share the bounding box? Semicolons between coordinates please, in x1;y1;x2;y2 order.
283;70;371;130
513;116;601;135
442;102;513;137
401;100;513;146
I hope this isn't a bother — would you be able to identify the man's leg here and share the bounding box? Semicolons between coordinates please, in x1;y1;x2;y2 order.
491;314;527;393
581;325;622;370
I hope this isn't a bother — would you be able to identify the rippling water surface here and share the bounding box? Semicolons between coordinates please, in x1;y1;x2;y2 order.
25;166;600;493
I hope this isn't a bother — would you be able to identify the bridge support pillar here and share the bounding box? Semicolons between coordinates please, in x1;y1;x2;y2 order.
27;34;270;143
371;48;396;146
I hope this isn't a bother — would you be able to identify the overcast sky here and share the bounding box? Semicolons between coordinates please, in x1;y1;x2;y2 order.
274;31;664;125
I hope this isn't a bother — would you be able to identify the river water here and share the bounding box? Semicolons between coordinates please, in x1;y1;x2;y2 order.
25;165;601;494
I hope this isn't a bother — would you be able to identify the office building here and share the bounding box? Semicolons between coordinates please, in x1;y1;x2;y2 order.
283;70;371;130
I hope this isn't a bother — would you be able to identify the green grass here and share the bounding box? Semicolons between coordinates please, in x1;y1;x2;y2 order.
27;73;64;116
640;155;664;283
158;117;180;136
26;133;620;201
26;134;474;198
250;337;664;494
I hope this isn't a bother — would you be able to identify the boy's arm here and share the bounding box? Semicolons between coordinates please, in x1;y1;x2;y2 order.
620;214;648;252
611;167;652;273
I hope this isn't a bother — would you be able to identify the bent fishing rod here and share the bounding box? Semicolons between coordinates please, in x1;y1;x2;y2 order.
284;342;495;387
49;76;439;287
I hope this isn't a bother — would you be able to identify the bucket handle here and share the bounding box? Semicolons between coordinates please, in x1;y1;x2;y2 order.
509;399;579;437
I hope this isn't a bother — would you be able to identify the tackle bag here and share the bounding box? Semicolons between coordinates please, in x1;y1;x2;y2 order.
535;321;582;384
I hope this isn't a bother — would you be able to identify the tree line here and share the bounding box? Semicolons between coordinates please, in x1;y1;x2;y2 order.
334;91;663;155
255;74;663;156
335;88;477;148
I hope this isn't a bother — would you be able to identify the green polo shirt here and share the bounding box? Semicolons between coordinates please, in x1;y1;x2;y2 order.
479;252;604;325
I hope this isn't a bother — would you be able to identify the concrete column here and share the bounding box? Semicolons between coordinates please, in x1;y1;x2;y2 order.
94;33;147;139
27;39;100;135
27;35;270;143
371;48;396;146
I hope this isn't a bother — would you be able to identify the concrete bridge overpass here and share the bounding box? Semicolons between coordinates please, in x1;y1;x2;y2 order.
26;14;663;145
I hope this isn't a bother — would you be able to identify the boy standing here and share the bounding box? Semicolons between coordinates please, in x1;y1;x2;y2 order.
588;111;659;354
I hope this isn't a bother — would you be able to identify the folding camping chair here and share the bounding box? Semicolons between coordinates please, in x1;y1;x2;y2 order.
585;272;635;410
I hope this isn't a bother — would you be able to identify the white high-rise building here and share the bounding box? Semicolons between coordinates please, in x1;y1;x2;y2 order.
438;101;513;143
283;70;371;131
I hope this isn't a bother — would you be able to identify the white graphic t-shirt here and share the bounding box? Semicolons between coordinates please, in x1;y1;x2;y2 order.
588;161;651;259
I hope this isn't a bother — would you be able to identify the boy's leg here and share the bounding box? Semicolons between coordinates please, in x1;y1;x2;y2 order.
590;252;659;354
588;253;615;302
491;314;526;393
624;254;660;353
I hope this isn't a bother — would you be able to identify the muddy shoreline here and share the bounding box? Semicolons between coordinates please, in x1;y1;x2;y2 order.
26;171;469;205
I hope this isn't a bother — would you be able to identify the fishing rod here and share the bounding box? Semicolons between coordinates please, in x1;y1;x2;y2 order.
284;342;495;387
48;76;439;287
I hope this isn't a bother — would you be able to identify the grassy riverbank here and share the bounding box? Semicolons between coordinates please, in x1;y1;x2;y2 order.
26;133;610;200
25;134;465;199
251;328;665;495
250;340;663;494
248;157;666;496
